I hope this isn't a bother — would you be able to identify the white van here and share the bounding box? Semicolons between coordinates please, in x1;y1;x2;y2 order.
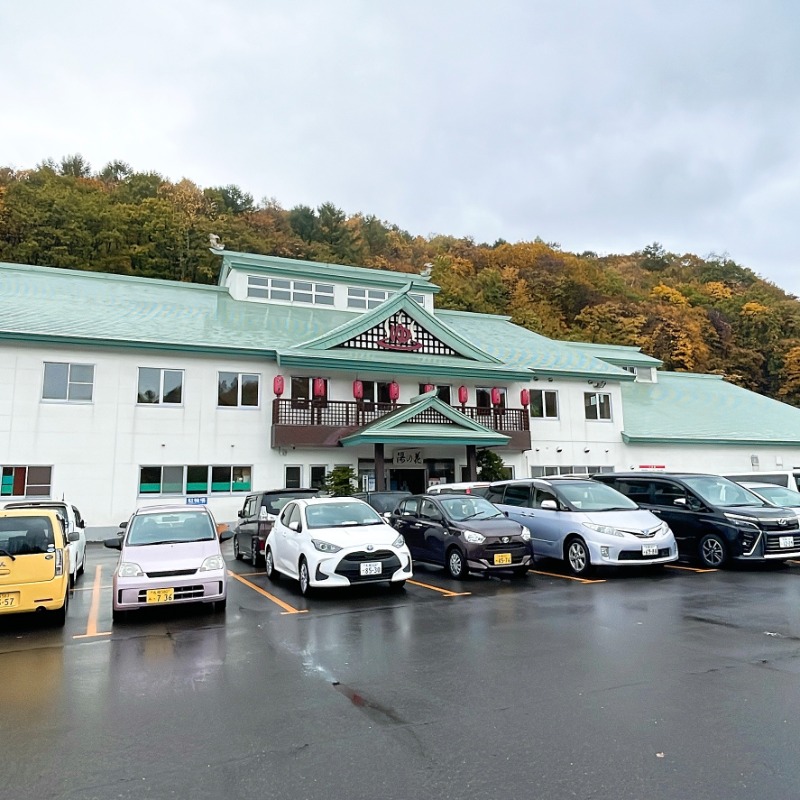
723;470;800;493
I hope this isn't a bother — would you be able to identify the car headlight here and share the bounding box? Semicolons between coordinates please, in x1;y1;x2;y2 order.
583;522;624;538
118;562;144;577
519;527;531;541
463;530;486;544
312;539;341;553
658;522;672;536
724;513;760;530
392;534;405;548
199;555;225;571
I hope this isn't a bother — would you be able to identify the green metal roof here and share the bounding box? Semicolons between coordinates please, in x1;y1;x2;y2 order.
620;372;800;445
560;341;663;368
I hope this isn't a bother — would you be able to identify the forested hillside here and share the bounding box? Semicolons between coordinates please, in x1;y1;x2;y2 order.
2;156;799;405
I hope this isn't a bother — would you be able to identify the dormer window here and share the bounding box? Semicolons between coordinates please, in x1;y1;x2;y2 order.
247;275;334;305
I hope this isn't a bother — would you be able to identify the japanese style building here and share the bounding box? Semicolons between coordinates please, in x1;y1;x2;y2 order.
2;247;800;536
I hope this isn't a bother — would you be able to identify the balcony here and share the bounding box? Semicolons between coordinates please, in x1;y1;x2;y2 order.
271;399;530;449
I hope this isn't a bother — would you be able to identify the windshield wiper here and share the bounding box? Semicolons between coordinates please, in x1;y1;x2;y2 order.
0;548;15;561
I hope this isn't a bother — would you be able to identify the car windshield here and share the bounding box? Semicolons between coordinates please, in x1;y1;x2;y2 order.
360;493;410;513
264;492;318;516
748;485;800;506
682;476;769;508
304;502;384;529
126;512;216;545
439;496;503;521
557;481;638;511
0;515;55;554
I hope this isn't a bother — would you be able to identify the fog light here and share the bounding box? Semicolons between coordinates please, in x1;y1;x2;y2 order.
600;546;610;558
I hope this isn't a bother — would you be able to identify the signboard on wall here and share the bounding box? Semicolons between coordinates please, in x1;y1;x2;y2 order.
393;449;424;466
186;497;208;505
638;465;666;470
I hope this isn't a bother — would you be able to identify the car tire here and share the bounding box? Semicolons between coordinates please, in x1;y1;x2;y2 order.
511;567;529;579
233;535;243;560
565;537;592;577
698;533;727;568
298;557;312;596
52;588;69;627
446;547;468;580
265;546;279;581
251;537;259;567
213;598;227;613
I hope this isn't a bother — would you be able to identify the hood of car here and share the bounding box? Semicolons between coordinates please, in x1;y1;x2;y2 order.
313;523;402;549
449;518;525;538
121;539;222;570
569;508;664;531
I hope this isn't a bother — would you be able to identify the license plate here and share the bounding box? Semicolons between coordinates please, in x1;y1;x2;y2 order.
494;553;512;566
0;592;18;608
146;588;175;604
780;536;795;549
360;562;382;576
642;544;659;557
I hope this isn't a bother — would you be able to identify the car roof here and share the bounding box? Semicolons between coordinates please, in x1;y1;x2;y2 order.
256;488;319;496
739;481;787;488
4;500;68;508
135;504;213;515
297;496;372;506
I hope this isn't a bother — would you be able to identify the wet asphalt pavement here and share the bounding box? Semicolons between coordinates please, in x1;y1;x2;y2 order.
2;545;800;800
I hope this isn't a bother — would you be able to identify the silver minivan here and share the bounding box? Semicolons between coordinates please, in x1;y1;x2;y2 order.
486;478;678;576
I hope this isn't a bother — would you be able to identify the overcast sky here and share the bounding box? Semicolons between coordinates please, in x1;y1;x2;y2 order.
2;1;799;295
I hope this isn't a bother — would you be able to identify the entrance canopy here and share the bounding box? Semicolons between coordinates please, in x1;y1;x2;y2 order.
338;391;510;448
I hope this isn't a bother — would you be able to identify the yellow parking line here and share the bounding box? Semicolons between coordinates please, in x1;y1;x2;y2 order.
227;570;308;615
665;564;717;573
73;565;112;639
407;579;471;597
529;569;606;584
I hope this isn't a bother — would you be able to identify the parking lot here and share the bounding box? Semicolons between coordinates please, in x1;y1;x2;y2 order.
4;543;800;800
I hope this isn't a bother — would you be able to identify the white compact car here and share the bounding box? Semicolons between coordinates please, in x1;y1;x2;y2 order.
265;497;413;595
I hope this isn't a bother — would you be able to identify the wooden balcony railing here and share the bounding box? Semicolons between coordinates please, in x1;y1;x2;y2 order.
271;399;530;432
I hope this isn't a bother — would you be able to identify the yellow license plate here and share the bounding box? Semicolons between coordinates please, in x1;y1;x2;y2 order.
494;553;512;566
0;592;19;608
146;588;175;604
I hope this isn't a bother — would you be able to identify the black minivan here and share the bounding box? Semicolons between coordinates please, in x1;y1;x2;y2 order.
592;472;800;567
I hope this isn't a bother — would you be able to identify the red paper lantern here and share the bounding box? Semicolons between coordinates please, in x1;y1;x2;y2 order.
273;375;285;396
520;388;530;407
458;385;468;405
353;380;363;400
313;377;326;398
424;383;434;393
491;387;502;406
388;381;400;402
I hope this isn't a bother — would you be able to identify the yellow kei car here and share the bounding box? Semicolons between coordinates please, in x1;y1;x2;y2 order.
0;508;74;626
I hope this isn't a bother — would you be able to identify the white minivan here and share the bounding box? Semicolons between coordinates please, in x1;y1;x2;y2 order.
723;470;800;493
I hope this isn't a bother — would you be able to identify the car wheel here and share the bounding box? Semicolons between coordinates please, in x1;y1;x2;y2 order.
265;546;279;581
511;567;529;579
213;598;227;613
233;535;243;560
446;547;468;580
298;557;312;596
251;537;259;567
698;533;727;568
52;588;69;627
565;537;592;577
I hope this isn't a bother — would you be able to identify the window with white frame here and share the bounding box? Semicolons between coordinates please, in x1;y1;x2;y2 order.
247;275;334;305
138;465;251;495
137;368;183;404
310;465;327;490
476;387;506;413
584;392;611;420
531;465;615;477
285;466;302;489
347;287;389;309
1;465;52;497
218;372;260;407
530;389;558;419
42;362;94;402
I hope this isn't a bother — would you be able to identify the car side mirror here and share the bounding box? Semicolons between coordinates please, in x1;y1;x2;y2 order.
237;509;244;518
540;500;558;510
104;537;122;550
218;528;233;542
119;520;128;528
67;531;80;543
673;497;687;507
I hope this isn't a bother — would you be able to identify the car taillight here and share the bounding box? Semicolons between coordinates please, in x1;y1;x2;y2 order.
55;549;64;576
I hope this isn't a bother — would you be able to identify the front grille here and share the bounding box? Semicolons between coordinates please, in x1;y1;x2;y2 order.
136;585;205;601
623;527;661;539
335;550;401;582
761;519;800;533
145;568;197;578
765;534;800;553
618;548;672;561
484;541;529;556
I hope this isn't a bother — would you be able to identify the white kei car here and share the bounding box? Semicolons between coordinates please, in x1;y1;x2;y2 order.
265;497;413;595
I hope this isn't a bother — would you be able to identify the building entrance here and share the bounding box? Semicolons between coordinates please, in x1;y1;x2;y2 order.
389;468;426;494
